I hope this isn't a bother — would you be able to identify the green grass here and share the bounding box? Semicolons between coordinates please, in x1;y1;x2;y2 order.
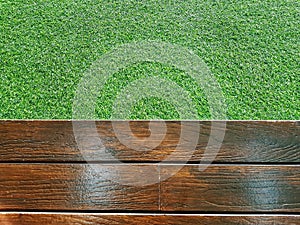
0;0;299;119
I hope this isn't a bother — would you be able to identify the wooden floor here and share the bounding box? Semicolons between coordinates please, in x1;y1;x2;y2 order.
0;121;299;224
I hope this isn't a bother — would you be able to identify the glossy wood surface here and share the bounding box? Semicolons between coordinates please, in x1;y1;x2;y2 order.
0;213;299;225
0;121;299;224
161;165;300;212
0;121;299;162
0;164;298;212
0;164;159;210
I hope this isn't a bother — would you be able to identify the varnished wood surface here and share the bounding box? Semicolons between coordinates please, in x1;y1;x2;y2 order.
161;165;300;212
0;121;299;223
0;164;298;212
0;213;299;225
0;121;299;162
0;164;159;211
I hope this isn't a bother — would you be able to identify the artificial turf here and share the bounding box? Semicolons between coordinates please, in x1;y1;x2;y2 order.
0;0;299;119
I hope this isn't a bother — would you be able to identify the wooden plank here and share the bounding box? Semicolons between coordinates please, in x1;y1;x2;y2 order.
0;164;299;212
0;121;299;162
160;165;300;212
0;164;159;211
0;213;299;225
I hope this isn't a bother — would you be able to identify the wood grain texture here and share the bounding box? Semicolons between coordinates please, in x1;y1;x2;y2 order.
0;120;299;220
0;121;299;162
0;164;159;211
0;164;299;212
161;165;300;212
0;213;299;225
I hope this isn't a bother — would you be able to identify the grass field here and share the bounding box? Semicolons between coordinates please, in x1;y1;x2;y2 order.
0;0;299;119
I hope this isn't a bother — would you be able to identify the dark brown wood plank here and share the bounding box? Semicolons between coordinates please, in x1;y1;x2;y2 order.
0;121;299;162
161;165;300;212
0;164;299;212
0;164;159;210
0;213;299;225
